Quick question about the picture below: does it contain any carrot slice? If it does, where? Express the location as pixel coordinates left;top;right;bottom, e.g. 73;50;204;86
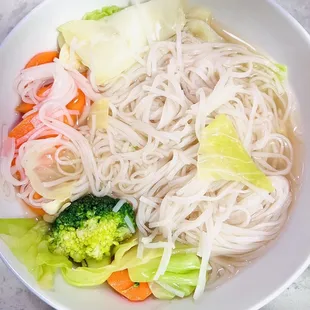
67;89;86;114
25;51;59;69
66;89;86;124
28;193;45;216
107;270;152;302
28;205;46;216
15;103;35;114
16;86;86;125
37;84;52;97
33;192;42;200
16;85;53;114
8;113;37;141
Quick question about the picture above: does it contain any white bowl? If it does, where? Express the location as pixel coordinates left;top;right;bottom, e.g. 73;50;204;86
0;0;310;309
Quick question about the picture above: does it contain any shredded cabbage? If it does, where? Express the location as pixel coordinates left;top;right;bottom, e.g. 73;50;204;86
198;115;274;192
83;6;122;21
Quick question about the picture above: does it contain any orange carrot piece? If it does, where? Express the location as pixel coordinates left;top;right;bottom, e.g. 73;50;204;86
27;205;46;216
8;113;37;141
33;192;42;200
37;84;52;97
28;192;45;216
16;85;52;114
15;103;35;114
67;89;86;113
107;270;152;302
25;51;59;69
66;89;86;124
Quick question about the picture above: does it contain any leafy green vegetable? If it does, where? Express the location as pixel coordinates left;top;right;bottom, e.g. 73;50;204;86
187;20;223;42
83;6;122;21
87;99;109;130
21;142;74;201
48;195;136;262
198;115;274;192
61;239;198;288
149;281;195;300
128;253;200;282
0;218;37;236
149;282;175;300
0;219;72;289
58;0;185;84
61;238;138;287
274;63;288;82
1;217;204;299
160;271;199;286
86;256;111;268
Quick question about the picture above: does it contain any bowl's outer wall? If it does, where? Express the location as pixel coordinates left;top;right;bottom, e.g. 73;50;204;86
0;0;310;309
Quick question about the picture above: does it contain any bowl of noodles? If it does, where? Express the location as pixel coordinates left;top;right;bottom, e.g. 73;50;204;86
0;0;309;309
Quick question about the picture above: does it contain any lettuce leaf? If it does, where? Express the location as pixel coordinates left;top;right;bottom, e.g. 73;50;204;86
83;6;122;21
198;115;274;192
0;219;72;289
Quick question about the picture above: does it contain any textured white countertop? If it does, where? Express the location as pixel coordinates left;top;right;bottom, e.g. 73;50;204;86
1;0;310;309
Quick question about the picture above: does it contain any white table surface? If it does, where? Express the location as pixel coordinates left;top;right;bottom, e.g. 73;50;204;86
0;0;310;309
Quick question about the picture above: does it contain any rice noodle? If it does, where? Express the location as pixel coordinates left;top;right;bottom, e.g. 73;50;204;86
4;28;296;298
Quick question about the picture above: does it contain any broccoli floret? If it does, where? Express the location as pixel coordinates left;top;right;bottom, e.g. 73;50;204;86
48;195;136;263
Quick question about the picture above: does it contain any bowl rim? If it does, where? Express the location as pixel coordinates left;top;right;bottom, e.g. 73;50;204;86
252;0;310;307
0;1;72;307
1;0;310;309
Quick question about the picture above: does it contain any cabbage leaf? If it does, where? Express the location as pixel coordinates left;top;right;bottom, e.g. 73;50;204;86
198;115;274;192
61;239;199;288
58;0;185;84
83;6;122;21
0;218;72;289
149;282;176;299
87;99;109;130
21;139;74;201
128;253;200;282
274;63;288;82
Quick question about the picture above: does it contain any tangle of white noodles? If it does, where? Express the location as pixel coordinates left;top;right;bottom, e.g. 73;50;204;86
3;31;296;298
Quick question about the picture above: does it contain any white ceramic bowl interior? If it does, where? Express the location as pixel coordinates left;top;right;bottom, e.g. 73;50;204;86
0;0;310;309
